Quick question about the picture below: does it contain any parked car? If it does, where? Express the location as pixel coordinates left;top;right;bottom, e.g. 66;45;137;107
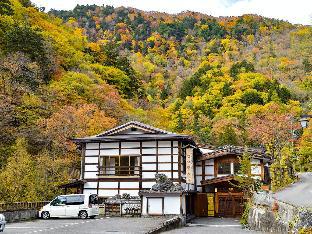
0;214;6;232
39;194;99;219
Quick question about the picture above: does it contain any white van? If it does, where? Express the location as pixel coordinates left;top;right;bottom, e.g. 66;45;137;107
39;194;99;219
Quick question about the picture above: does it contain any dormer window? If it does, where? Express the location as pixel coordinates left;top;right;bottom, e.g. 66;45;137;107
131;127;137;132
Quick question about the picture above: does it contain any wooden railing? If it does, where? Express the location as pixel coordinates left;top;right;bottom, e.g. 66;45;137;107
0;201;50;212
98;165;141;176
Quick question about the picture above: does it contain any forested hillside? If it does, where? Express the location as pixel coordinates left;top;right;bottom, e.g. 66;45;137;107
0;1;311;201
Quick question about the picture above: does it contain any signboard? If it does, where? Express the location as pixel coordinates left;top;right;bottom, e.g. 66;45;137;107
207;193;215;217
186;148;194;184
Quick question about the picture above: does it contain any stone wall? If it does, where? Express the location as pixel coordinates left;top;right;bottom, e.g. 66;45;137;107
3;209;38;223
248;192;312;233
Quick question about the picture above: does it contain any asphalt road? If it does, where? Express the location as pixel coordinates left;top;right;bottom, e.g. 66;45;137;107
164;217;262;234
4;216;167;234
273;172;312;207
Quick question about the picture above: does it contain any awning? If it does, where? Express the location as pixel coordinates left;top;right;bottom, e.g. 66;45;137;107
201;175;235;186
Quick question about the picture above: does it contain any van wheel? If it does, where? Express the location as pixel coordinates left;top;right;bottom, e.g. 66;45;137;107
42;211;50;219
79;211;88;219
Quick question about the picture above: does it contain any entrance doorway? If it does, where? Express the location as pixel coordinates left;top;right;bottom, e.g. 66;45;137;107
194;193;214;217
216;192;244;217
195;192;244;217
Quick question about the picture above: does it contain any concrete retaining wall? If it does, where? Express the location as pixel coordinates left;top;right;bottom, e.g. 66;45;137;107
3;209;38;223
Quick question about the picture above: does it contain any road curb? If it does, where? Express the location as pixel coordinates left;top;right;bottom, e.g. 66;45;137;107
145;216;183;234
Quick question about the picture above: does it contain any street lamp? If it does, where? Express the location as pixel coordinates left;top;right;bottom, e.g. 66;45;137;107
299;115;311;129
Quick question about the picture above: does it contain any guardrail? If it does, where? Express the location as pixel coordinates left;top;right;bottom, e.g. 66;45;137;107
0;201;50;212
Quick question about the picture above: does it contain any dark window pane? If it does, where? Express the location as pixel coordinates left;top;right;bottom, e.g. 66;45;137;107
218;162;231;174
119;156;129;175
65;195;84;205
234;163;240;174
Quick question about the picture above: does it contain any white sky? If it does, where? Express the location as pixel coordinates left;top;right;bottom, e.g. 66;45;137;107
31;0;312;25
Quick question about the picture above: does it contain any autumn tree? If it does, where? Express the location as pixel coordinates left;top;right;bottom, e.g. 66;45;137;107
247;103;300;190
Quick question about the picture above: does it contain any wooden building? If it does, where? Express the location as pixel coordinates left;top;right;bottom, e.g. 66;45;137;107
194;145;271;217
73;121;198;199
72;122;271;217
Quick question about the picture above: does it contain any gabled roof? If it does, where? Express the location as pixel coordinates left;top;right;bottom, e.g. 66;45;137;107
73;121;194;143
198;145;271;161
96;121;172;136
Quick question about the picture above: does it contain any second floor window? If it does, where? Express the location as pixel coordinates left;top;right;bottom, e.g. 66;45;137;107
100;155;140;176
217;161;241;175
218;162;231;174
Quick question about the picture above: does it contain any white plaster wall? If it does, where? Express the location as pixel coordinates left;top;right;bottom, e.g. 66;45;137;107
142;148;156;154
158;163;172;171
85;164;97;172
142;172;156;178
142;196;182;215
172;148;178;154
100;142;119;148
100;149;119;156
119;182;139;188
98;190;117;197
86;143;99;149
164;196;180;214
148;198;163;215
158;148;171;154
142;197;148;215
85;157;98;164
142;164;156;170
84;182;97;189
83;188;97;194
84;172;97;179
99;182;118;188
121;148;140;155
142;156;156;162
142;182;155;189
121;142;140;148
172;155;178;163
158;155;171;162
85;150;99;156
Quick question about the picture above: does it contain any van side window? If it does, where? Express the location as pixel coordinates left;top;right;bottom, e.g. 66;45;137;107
65;195;85;205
